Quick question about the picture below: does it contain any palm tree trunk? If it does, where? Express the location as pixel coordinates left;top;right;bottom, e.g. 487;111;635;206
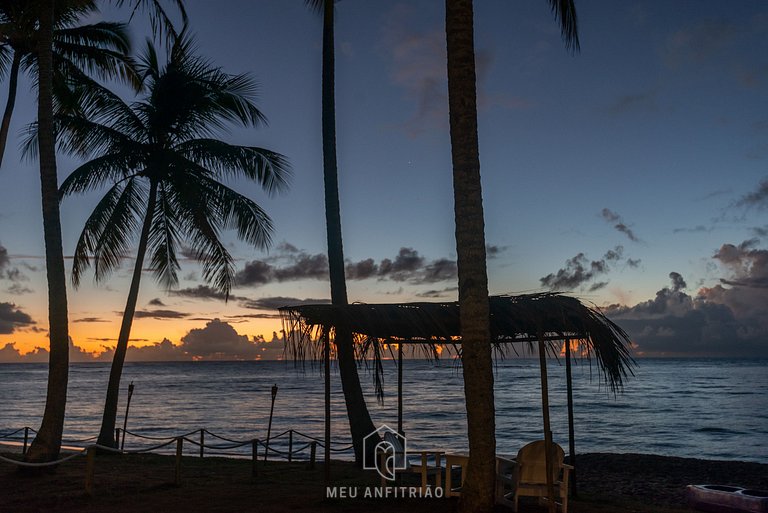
26;0;70;463
96;182;158;448
320;0;376;466
0;51;21;169
445;1;496;511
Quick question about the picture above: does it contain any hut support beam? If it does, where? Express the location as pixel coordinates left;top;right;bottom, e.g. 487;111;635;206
538;337;556;513
398;344;403;435
565;338;577;497
324;330;331;485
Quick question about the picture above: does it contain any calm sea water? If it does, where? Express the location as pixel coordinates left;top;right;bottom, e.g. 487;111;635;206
1;359;766;463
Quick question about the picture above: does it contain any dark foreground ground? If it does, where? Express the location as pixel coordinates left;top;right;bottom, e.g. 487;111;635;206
1;451;766;513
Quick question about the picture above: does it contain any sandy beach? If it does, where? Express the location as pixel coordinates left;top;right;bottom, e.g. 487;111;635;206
2;450;766;513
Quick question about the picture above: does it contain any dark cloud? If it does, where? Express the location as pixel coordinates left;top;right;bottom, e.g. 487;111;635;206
673;225;714;234
663;20;739;69
170;285;247;302
74;317;110;323
179;319;260;360
0;303;35;334
753;226;768;238
225;313;283;320
486;244;507;259
236;245;457;288
601;208;641;242
132;309;189;319
540;246;626;291
241;297;330;311
273;253;329;282
608;91;658;115
346;258;378;280
0;242;32;293
148;298;166;306
736;179;768;209
418;258;458;284
235;260;273;286
607;241;768;356
669;271;687;292
416;287;458;299
626;258;642;269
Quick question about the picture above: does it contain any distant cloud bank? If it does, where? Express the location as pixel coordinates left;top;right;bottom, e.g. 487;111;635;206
0;320;286;363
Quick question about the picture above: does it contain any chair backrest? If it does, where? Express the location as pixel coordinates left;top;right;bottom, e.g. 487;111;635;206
383;431;406;468
516;440;565;484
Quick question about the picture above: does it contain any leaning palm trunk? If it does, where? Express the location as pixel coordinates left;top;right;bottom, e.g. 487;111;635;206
319;0;376;465
445;1;496;512
26;0;70;463
0;52;21;169
96;182;158;448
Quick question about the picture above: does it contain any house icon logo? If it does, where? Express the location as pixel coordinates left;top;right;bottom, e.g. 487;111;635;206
363;424;407;481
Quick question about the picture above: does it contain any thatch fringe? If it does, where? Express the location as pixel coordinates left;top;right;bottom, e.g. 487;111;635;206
279;292;634;398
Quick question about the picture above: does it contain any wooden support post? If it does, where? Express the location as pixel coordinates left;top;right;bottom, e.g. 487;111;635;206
115;428;120;449
324;331;331;485
22;427;29;455
288;430;293;462
309;441;317;470
200;430;205;458
251;439;259;477
398;344;403;435
174;437;183;486
85;447;96;496
565;339;578;497
538;337;556;513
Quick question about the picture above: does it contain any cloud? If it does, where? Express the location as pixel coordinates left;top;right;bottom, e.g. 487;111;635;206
540;246;628;291
179;319;262;360
735;179;768;209
74;317;110;323
673;225;714;234
0;242;33;293
416;287;459;299
148;298;166;306
0;303;35;334
601;209;641;242
170;285;247;302
241;297;330;311
0;342;49;363
236;244;457;288
607;242;768;357
132;309;189;319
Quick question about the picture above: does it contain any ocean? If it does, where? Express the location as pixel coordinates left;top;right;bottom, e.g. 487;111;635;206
1;358;766;463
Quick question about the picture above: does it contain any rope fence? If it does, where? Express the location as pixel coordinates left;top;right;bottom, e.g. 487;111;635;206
0;425;357;495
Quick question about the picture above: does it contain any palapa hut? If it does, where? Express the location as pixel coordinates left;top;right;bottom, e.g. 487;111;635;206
279;292;635;496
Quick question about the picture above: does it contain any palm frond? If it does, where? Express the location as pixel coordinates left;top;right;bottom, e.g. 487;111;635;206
146;181;181;290
548;0;580;53
71;177;145;286
175;138;290;195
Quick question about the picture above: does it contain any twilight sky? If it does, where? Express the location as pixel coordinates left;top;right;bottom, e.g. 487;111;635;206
1;1;767;361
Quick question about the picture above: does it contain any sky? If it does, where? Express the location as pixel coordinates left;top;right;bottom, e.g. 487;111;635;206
1;1;767;361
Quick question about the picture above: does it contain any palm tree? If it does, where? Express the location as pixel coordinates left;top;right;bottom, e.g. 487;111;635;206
0;0;136;168
23;0;70;465
24;0;186;464
444;1;578;512
56;33;290;448
306;0;377;466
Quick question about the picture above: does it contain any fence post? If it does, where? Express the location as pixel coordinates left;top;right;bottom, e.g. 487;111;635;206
174;437;183;486
308;441;316;470
22;427;29;455
200;430;205;458
85;447;96;496
251;439;259;477
288;430;293;462
115;428;121;450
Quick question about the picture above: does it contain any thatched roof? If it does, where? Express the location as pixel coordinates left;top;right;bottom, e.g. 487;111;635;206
279;293;634;392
